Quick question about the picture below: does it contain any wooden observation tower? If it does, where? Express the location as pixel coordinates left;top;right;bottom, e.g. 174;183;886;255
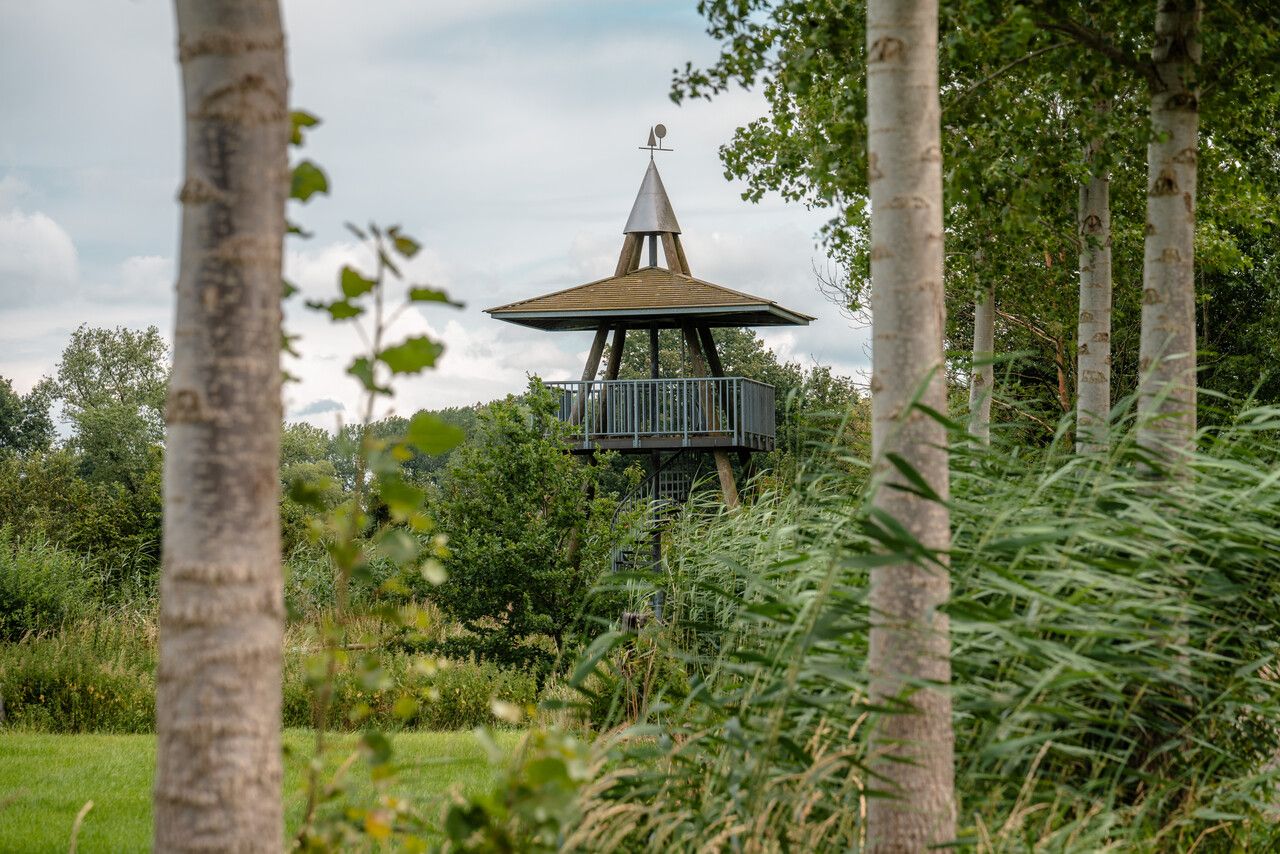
487;127;812;594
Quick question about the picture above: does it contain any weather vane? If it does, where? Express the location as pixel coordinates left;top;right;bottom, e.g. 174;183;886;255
639;124;672;158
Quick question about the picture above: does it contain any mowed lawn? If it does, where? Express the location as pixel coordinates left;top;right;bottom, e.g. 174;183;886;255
0;728;521;853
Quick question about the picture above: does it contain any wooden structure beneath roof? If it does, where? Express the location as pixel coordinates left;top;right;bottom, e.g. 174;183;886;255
487;132;812;515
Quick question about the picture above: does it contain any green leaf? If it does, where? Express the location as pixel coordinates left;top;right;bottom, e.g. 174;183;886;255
408;286;463;307
375;528;420;564
282;279;298;298
348;357;391;395
285;219;313;238
405;411;466;455
361;730;393;765
306;299;363;320
379;336;443;375
387;227;421;259
420;559;447;585
290;160;329;202
340;265;376;299
287;474;336;510
289;110;320;145
379;477;426;518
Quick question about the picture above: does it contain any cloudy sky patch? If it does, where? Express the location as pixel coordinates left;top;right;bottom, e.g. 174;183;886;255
0;0;870;423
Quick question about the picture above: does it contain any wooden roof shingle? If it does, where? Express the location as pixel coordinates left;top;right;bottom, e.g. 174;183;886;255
485;266;814;331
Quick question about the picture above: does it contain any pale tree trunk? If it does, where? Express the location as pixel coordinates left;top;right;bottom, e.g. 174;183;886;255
1076;168;1112;453
865;0;955;848
1137;0;1201;465
968;284;994;444
156;2;289;850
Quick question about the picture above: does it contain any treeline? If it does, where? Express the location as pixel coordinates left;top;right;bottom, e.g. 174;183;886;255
0;323;863;653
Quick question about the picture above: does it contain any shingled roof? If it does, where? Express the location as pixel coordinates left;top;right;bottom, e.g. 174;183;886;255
486;266;814;331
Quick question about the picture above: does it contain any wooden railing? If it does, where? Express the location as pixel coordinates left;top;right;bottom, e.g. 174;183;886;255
545;377;775;451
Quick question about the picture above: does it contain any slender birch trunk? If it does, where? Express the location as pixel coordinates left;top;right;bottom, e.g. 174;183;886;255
865;0;955;848
968;284;994;444
1137;0;1201;465
1076;168;1112;453
156;2;289;849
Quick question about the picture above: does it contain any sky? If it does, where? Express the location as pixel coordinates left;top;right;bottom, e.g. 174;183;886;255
0;0;870;429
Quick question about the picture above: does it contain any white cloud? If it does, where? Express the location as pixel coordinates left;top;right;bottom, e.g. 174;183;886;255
0;209;78;307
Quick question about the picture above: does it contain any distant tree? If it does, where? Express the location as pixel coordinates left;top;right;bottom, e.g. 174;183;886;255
0;376;55;455
53;324;168;486
155;0;290;849
611;326;865;457
427;384;622;671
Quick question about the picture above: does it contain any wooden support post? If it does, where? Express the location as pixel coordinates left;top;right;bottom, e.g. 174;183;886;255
697;326;725;377
660;233;681;274
600;326;626;430
571;326;609;426
683;325;739;508
649;326;660;379
672;234;691;276
615;234;641;277
605;327;627;380
698;325;732;425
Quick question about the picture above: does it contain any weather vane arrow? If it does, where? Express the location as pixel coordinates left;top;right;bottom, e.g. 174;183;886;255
639;124;672;158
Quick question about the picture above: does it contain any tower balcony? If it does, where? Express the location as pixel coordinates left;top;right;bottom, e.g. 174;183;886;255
546;377;775;453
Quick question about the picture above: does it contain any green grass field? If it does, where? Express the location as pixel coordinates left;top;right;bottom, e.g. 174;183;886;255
0;729;520;852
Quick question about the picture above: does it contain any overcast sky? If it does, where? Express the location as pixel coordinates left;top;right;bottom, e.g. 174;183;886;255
0;0;870;428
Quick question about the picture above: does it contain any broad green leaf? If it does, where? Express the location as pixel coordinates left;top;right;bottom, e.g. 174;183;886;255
348;357;390;395
380;477;426;517
408;286;463;307
305;298;362;320
379;336;443;374
375;528;419;564
290;160;328;202
289;110;320;145
405;411;466;455
391;233;421;258
340;265;376;299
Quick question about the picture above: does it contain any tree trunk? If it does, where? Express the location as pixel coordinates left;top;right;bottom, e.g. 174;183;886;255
968;284;994;444
1137;0;1201;465
156;2;289;850
865;0;955;849
1076;169;1112;453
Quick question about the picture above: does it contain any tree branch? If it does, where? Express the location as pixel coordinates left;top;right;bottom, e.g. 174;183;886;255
946;43;1068;113
1031;12;1161;90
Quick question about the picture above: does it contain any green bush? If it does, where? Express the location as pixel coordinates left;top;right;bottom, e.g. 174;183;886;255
0;527;100;641
282;649;536;732
0;620;155;732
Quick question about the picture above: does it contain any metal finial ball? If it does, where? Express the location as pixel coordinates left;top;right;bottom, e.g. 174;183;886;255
654;124;667;139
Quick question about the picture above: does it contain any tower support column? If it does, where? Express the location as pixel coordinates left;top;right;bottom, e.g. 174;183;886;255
683;324;740;508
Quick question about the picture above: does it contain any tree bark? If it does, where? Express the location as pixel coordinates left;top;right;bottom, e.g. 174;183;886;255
968;284;994;444
865;0;955;849
1076;168;1112;453
1137;0;1201;465
156;1;289;850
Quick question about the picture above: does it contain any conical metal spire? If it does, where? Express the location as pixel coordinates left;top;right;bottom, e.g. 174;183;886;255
623;159;681;235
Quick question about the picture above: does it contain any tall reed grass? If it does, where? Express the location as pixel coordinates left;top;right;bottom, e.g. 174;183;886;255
571;403;1280;851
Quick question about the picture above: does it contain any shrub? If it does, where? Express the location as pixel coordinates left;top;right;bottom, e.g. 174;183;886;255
0;527;100;641
0;619;155;732
283;649;537;732
424;384;625;669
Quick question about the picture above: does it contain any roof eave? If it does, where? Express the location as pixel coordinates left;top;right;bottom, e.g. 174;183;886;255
486;303;813;329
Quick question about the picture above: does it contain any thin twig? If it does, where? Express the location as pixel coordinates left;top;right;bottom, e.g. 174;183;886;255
947;43;1068;113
